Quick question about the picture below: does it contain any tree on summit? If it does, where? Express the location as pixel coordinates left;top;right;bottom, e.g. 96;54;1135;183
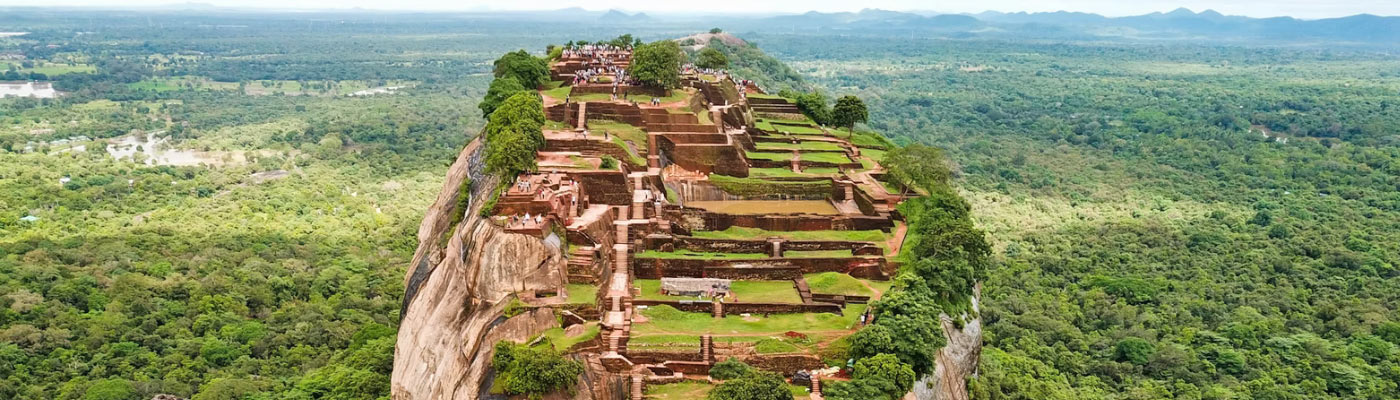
630;40;683;89
483;92;546;176
832;95;869;135
492;50;549;87
696;47;729;70
479;77;528;118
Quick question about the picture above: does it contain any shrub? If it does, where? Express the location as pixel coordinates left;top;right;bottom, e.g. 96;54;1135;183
707;371;791;400
492;342;585;399
599;155;618;170
709;358;756;380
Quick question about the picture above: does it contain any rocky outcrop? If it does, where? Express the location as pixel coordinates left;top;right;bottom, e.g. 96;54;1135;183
392;138;570;400
909;285;982;400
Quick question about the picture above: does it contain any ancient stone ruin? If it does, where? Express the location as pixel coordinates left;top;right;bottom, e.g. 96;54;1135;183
392;40;963;400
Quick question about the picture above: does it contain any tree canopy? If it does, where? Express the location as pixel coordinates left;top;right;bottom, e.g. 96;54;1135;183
630;40;683;89
492;50;549;88
483;92;546;176
831;95;869;132
479;76;529;118
696;47;730;70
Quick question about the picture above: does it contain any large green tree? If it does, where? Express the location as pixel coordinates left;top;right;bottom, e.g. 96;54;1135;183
483;92;546;176
630;40;683;89
479;77;528;118
493;50;549;87
696;47;729;70
831;95;869;134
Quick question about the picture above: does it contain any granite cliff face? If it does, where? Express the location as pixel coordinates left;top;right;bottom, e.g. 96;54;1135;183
911;286;983;400
391;138;570;399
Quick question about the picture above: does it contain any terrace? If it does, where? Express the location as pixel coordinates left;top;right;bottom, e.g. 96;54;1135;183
484;48;911;399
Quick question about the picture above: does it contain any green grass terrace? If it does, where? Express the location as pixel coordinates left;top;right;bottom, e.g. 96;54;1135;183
633;304;868;336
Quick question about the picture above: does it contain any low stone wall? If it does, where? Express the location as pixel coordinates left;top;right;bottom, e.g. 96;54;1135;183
810;293;872;305
634;299;841;315
658;136;749;177
662;361;712;376
661;132;729;145
567;206;617;248
569;170;632;206
643;235;880;256
634;299;713;313
582;102;646;127
742;353;826;377
665;206;895;232
632;257;890;280
725;302;843;315
626;350;705;364
853;184;881;216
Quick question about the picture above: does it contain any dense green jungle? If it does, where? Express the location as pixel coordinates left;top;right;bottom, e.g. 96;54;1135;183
1;9;1398;400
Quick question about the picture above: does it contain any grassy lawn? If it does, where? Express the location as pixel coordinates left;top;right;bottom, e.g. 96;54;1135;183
755;338;800;354
27;63;96;75
756;141;845;152
746;167;817;178
784;249;854;258
634;304;868;336
588;119;647;144
745;167;842;178
747;151;794;162
771;123;826;135
804;272;875;296
850;131;894;149
536;323;600;351
690;227;890;244
635;250;768;260
588;119;648;166
628;334;702;346
565;283;598;304
802;167;842;175
635;279;715;301
645;381;713;399
861;148;887;162
800;152;851;164
730;281;802;304
788;384;812;399
565;89;692;104
541;83;572;100
746;92;789;100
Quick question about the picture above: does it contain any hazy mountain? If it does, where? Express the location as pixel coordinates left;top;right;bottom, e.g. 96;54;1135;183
744;7;1400;45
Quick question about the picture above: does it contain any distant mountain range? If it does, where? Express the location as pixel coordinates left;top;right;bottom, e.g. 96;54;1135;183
740;8;1400;45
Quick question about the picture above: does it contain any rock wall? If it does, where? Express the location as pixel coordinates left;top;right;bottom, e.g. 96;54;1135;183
392;139;572;400
908;287;983;400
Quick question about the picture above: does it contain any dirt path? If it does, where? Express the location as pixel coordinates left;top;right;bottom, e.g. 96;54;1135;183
885;222;907;257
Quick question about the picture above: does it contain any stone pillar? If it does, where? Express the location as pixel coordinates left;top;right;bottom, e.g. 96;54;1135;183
768;237;785;258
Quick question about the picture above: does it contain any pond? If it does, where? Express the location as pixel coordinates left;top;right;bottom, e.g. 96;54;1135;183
107;132;247;166
686;200;840;215
0;81;60;98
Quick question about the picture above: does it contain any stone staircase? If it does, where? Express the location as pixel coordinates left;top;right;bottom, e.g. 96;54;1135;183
566;245;599;283
576;102;588;130
630;375;645;400
701;334;714;364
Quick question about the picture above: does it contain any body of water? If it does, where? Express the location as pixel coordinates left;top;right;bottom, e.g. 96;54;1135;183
107;132;245;166
0;81;60;98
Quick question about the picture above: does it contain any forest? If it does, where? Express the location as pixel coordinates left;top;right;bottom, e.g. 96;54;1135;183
757;34;1400;399
2;8;1399;400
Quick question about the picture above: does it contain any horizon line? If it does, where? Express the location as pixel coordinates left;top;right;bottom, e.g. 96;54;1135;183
0;4;1394;21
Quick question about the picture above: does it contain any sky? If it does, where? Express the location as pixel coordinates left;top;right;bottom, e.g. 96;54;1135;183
8;0;1400;19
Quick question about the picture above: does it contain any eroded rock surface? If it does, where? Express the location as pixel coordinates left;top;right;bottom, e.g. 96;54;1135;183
910;287;983;400
391;139;568;400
